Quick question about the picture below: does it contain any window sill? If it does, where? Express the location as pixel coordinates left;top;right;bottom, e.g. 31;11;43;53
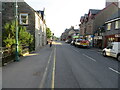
20;24;29;26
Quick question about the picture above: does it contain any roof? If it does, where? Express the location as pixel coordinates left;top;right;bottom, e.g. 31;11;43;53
37;10;44;20
80;16;84;20
84;14;88;17
95;2;118;17
74;29;79;31
105;8;120;23
89;9;101;15
107;8;120;21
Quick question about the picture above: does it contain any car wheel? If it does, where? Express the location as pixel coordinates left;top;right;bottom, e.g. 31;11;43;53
103;51;106;57
117;55;120;61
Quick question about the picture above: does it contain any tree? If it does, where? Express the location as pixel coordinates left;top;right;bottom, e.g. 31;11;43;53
46;27;52;39
3;20;33;54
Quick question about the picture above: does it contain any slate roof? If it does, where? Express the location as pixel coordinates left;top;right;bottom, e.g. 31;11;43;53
106;8;120;21
37;10;44;20
74;29;79;31
80;16;84;19
89;9;101;15
84;14;88;17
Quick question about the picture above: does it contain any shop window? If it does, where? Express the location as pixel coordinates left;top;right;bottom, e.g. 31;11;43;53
107;23;111;30
19;13;28;25
115;20;120;29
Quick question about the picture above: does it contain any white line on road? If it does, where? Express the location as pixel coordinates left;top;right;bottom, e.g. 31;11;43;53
39;48;53;88
51;45;56;89
83;54;96;62
71;48;79;53
109;67;120;75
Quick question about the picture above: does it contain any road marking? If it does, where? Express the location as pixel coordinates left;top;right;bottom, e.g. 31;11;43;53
83;54;96;62
39;49;53;88
51;45;56;89
71;48;79;53
109;67;120;75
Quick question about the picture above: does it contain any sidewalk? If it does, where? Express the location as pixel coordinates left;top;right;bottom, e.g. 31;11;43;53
89;47;103;52
3;44;54;88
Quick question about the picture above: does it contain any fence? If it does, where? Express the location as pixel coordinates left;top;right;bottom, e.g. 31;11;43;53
1;47;29;66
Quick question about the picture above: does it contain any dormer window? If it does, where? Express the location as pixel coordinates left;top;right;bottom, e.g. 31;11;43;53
115;20;120;29
19;13;28;25
107;23;111;30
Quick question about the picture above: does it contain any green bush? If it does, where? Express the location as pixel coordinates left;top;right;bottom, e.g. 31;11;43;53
3;20;33;55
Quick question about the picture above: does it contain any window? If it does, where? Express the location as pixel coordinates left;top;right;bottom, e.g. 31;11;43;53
107;45;113;49
19;13;28;25
107;23;111;30
115;20;120;29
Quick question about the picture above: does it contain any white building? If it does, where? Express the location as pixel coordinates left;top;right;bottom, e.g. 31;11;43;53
35;10;47;50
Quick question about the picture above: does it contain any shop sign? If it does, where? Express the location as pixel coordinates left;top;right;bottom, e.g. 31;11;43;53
73;36;79;38
94;36;102;39
91;35;94;38
80;36;83;38
115;34;120;37
98;36;102;39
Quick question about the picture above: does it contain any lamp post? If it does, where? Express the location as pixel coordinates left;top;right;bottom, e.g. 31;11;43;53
15;0;19;61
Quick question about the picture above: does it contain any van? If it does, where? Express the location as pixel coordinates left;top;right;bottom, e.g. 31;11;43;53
102;42;120;61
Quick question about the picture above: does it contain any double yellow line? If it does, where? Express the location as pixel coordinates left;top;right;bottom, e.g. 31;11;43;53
51;45;56;89
39;45;56;89
39;47;53;88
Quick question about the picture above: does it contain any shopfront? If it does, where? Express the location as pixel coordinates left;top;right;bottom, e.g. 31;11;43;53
94;36;103;48
104;34;120;47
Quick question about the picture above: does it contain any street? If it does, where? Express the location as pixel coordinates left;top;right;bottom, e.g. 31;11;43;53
2;41;120;88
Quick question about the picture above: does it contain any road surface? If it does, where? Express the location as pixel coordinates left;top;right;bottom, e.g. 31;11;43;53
2;41;120;88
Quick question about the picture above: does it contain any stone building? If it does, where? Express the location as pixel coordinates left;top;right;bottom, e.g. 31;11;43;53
37;10;47;46
80;9;101;46
0;1;2;48
61;26;80;41
103;9;120;47
79;0;119;47
2;1;46;51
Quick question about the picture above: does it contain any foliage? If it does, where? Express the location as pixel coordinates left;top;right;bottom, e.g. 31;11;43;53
3;20;33;55
46;27;52;39
19;26;33;46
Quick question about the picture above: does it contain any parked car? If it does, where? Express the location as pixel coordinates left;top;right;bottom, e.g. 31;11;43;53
65;39;72;43
75;39;90;48
65;40;69;43
102;42;120;61
71;40;75;45
75;39;82;47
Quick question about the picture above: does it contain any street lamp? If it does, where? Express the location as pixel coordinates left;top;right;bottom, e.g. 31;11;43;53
15;0;19;61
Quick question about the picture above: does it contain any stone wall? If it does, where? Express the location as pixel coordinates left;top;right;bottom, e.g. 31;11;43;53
2;2;36;49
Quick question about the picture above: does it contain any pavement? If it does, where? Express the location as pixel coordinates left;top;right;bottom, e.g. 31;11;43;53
3;44;54;88
0;67;2;90
90;47;103;52
2;41;120;88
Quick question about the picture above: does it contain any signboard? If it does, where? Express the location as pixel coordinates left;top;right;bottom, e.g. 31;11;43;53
73;36;79;38
91;35;94;38
115;34;120;37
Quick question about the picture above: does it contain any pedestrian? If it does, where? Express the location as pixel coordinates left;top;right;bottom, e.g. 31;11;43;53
50;40;52;47
46;41;48;45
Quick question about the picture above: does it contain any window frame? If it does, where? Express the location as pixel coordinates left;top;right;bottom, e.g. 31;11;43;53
115;20;120;29
107;23;111;30
19;13;28;25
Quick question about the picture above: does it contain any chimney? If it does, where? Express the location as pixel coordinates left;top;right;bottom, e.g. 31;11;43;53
106;0;119;7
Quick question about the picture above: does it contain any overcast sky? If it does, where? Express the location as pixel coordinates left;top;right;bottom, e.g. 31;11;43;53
24;0;106;37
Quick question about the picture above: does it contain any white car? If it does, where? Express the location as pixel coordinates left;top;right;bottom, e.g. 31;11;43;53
102;42;120;61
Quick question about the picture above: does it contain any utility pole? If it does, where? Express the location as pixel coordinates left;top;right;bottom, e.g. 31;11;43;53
15;0;19;61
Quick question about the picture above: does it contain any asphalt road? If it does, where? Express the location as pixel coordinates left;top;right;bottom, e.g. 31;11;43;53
2;41;120;88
